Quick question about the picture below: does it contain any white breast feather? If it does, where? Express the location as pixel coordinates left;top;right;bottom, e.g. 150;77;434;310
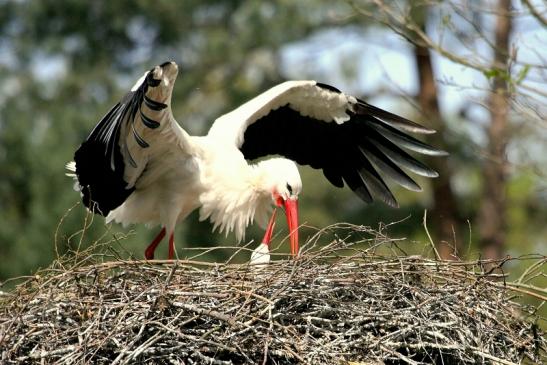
196;148;272;242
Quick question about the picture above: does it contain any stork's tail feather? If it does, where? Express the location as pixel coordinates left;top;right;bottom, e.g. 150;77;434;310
73;138;134;216
65;161;76;177
65;161;84;193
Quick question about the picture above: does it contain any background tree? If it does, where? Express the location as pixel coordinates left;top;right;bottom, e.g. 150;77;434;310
412;5;462;259
478;0;512;264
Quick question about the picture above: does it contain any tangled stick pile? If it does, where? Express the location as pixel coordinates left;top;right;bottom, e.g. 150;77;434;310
1;224;545;364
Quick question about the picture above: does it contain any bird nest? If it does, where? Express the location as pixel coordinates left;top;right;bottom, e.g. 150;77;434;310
1;224;545;364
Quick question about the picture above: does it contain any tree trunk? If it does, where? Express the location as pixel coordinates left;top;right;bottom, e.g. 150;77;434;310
414;23;461;260
478;0;512;263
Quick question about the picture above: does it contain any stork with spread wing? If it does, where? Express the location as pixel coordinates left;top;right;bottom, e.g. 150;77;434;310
67;61;446;263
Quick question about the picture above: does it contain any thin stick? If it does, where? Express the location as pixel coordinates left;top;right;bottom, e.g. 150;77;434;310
423;209;441;260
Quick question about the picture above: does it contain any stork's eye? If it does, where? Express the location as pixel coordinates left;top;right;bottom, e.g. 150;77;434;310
286;183;293;194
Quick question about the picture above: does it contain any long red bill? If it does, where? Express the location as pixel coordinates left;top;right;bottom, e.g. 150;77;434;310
261;208;277;246
283;198;299;256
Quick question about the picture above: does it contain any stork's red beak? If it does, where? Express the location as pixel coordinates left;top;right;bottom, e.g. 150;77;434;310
261;209;277;245
283;198;299;256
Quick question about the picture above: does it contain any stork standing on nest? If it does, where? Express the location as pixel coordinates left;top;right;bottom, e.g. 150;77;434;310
67;61;446;263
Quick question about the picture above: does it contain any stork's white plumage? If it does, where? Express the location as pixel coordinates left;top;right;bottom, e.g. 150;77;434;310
68;61;446;262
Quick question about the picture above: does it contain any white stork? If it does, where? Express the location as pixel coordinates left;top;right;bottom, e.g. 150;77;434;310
67;61;446;262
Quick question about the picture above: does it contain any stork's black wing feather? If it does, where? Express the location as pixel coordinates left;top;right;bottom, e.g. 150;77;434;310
74;70;165;216
240;87;446;207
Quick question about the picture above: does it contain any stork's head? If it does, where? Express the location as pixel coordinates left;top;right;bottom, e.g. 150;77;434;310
256;158;301;256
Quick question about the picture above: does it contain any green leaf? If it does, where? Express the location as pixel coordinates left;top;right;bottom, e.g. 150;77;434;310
515;65;530;85
483;68;500;80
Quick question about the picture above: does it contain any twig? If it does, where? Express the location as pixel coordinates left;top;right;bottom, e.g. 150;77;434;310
423;210;441;260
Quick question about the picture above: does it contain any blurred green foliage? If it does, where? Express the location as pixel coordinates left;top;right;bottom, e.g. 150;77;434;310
0;0;545;293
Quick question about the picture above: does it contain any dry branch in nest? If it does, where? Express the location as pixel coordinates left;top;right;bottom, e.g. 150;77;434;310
1;224;545;364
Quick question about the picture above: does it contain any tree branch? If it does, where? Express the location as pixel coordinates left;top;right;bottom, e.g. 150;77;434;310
521;0;547;26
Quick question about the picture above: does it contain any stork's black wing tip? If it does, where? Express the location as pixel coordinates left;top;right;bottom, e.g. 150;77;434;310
315;82;341;94
356;100;438;135
433;149;449;157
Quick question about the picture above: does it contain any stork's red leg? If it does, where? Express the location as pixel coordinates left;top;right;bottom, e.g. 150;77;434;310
168;232;175;260
145;228;166;260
